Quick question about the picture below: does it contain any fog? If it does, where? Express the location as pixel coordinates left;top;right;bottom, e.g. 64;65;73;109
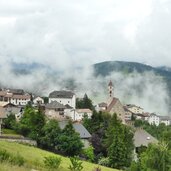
0;60;169;115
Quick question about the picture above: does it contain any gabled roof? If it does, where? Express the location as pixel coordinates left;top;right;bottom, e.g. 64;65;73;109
0;91;7;96
49;91;75;98
45;101;66;109
12;94;31;100
8;89;24;95
108;80;113;87
0;102;10;107
149;113;159;117
58;121;91;139
98;102;107;107
160;116;171;121
126;104;143;109
106;97;119;112
65;104;73;109
134;129;158;147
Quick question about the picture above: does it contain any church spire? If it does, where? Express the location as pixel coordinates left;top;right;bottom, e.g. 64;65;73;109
108;80;113;98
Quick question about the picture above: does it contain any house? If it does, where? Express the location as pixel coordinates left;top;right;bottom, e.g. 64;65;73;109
160;116;171;126
33;96;44;105
74;109;92;121
148;113;160;126
0;102;21;117
96;102;107;112
49;90;76;109
59;121;91;148
125;104;144;114
134;128;158;148
45;101;66;120
133;128;158;161
10;94;31;106
64;106;92;121
0;89;31;106
124;106;133;121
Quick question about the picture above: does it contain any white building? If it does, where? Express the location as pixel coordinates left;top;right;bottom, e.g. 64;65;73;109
160;116;171;126
0;90;31;106
33;96;44;105
96;102;107;112
125;104;144;114
148;113;160;126
49;91;76;109
75;109;92;121
64;107;92;121
10;94;31;106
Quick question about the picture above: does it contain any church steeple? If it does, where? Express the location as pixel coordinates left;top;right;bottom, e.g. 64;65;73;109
108;80;113;98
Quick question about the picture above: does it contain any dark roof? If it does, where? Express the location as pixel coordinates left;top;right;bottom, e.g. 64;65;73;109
65;104;73;109
59;121;91;139
150;113;159;117
8;89;24;95
98;102;107;107
134;129;158;147
160;116;171;121
49;91;74;98
126;104;143;109
45;101;66;109
108;80;113;86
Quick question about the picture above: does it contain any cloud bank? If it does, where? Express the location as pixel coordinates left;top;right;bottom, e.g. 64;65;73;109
0;0;171;68
0;0;170;115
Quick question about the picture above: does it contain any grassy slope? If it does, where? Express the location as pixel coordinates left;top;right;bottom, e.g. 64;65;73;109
0;141;118;171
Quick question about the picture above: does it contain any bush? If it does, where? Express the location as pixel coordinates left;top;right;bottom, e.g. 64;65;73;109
44;156;61;170
82;146;95;162
98;157;110;167
69;156;83;171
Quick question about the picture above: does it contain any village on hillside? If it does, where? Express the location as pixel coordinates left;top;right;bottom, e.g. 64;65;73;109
0;80;170;170
0;81;170;129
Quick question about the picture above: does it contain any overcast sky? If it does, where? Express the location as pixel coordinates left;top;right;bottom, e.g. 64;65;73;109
0;0;171;70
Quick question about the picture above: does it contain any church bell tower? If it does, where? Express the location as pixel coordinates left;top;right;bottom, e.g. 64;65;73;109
108;80;113;98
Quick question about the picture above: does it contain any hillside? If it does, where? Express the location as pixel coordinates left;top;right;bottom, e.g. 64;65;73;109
93;61;171;77
0;141;118;171
93;61;171;110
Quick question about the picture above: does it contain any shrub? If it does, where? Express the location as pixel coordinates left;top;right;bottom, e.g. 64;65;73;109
44;156;61;170
98;157;110;167
82;146;95;162
93;166;102;171
69;156;83;171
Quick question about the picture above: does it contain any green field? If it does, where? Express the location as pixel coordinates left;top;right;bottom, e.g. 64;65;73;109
0;141;118;171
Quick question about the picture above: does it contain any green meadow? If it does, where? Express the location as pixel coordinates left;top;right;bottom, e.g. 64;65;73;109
0;141;118;171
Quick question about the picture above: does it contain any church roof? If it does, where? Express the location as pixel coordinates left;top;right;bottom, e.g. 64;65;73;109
108;80;113;87
106;97;119;112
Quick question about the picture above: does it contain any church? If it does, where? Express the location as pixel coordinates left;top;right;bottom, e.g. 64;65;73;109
97;80;125;123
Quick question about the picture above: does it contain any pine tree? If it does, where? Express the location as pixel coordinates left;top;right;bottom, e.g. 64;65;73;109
104;113;134;169
57;121;83;156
